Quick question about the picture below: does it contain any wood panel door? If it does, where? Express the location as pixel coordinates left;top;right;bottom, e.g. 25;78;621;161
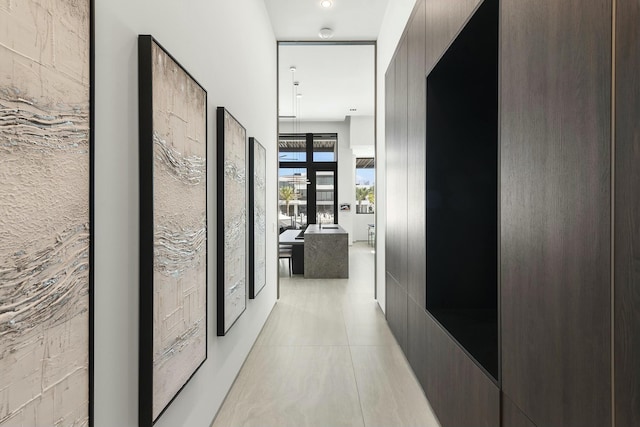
387;273;408;351
614;0;640;424
385;58;397;285
408;299;501;426
500;0;612;425
407;0;427;310
502;395;537;427
395;36;409;291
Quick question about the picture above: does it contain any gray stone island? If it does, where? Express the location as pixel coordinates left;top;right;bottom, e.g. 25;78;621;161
304;224;349;278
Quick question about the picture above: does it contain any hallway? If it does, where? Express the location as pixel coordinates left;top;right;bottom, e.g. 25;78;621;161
212;243;439;427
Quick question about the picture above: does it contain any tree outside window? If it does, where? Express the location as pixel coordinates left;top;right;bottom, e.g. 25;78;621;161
355;157;375;214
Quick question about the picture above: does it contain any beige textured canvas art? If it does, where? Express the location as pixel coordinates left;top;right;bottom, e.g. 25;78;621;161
251;139;266;297
0;0;91;426
150;41;207;421
218;108;246;334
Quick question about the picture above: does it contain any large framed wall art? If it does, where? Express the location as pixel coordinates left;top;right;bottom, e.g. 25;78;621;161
0;1;94;426
217;107;247;335
249;137;267;298
138;35;207;427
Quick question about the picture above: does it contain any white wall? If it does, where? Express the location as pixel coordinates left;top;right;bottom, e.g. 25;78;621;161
350;115;376;149
353;212;375;241
376;0;419;312
95;1;277;426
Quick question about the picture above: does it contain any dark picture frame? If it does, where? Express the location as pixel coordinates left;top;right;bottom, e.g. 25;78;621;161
249;137;267;298
138;35;208;427
0;1;94;425
217;107;247;335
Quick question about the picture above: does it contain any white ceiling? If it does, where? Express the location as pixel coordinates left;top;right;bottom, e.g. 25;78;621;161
278;44;375;122
267;0;385;122
264;0;389;41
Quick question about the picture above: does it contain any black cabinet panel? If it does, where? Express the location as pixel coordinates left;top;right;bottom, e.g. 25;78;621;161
385;63;398;284
425;0;499;380
500;0;612;425
502;394;537;427
407;296;429;389
422;307;500;427
385;40;407;289
395;37;409;291
615;0;640;424
386;273;407;351
407;0;427;309
425;0;482;73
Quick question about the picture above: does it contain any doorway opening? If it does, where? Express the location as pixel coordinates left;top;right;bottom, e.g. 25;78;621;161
276;42;377;299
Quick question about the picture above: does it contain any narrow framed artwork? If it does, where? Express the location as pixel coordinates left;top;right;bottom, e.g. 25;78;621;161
249;137;267;298
0;0;94;425
138;35;208;427
217;107;247;335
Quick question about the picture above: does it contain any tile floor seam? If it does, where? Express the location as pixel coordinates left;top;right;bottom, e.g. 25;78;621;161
258;344;352;347
213;243;438;427
343;301;368;427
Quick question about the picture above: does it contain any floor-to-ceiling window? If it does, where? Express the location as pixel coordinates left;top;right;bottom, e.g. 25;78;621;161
278;133;338;229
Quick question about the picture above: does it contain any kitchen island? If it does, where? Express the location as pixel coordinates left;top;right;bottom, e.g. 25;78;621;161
304;224;349;278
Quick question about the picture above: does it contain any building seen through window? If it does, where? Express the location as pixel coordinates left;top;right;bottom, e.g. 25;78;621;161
355;157;375;214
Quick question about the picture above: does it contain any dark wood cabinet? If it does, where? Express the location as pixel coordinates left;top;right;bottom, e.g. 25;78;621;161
387;0;500;424
395;37;409;291
385;0;638;425
406;0;427;310
500;0;612;425
408;299;501;427
502;395;536;427
422;300;500;427
407;297;429;388
384;57;398;285
425;0;499;380
386;273;407;351
614;0;640;424
385;37;408;290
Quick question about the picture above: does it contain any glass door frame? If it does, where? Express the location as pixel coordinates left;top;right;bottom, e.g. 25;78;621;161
276;41;377;300
278;132;338;227
308;164;338;225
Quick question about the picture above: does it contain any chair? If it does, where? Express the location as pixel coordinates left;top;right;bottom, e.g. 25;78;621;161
279;245;293;276
367;224;375;246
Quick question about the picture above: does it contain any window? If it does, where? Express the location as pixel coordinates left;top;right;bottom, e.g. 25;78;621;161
278;168;308;229
278;133;338;228
313;134;336;162
355;157;375;214
278;137;307;162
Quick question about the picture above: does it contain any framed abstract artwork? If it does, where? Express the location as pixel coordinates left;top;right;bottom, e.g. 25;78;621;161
138;35;208;426
249;137;267;298
0;1;94;426
216;107;247;335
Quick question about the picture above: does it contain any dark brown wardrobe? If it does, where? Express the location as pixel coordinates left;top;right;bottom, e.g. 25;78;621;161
384;0;640;425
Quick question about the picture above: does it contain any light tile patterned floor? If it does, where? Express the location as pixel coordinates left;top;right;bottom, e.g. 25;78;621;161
212;243;440;427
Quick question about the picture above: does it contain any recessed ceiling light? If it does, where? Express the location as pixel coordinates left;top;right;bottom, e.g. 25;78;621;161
320;0;332;8
296;94;303;98
318;27;334;39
